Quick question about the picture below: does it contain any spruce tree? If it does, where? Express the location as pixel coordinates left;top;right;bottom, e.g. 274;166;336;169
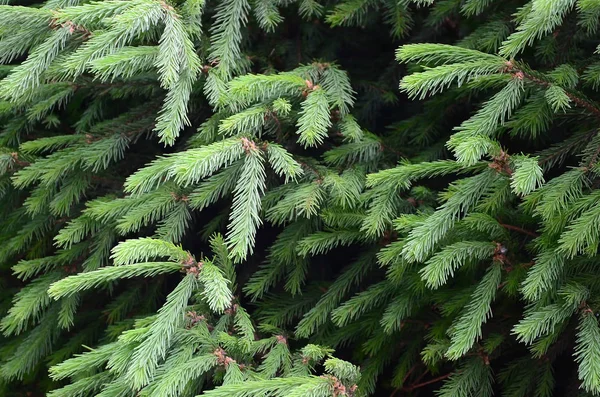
0;0;406;395
3;0;600;396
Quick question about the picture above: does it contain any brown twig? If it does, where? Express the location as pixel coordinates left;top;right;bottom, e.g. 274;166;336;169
520;71;600;118
412;368;429;385
380;142;408;158
402;365;418;384
389;365;420;397
401;373;452;392
499;223;539;238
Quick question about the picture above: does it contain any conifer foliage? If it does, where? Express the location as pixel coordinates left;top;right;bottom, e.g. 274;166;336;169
3;0;600;396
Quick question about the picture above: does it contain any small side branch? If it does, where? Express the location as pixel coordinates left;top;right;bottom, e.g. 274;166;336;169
400;373;452;393
499;223;539;238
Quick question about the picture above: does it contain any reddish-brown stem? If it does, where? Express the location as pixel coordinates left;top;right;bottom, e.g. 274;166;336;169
401;373;451;392
380;143;408;158
10;153;30;168
412;369;429;386
402;365;418;383
389;365;420;397
521;72;600;118
499;223;539;238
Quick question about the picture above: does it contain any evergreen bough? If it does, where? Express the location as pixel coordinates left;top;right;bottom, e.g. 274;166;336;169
2;0;600;396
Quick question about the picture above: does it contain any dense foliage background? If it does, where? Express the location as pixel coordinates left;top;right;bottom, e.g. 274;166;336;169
2;0;600;396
